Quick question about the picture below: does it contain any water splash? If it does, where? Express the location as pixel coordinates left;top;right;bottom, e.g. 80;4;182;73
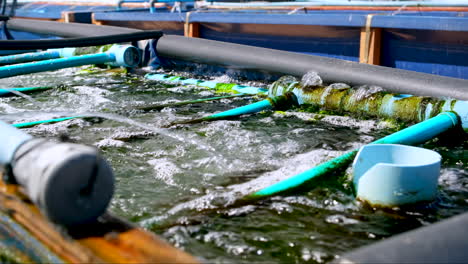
0;88;40;106
301;71;323;88
351;85;384;102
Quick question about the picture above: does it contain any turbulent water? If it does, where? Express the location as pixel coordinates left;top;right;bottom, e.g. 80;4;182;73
1;66;468;263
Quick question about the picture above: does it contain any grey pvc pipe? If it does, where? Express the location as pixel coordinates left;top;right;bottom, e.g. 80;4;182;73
0;121;114;226
156;35;468;100
335;211;468;264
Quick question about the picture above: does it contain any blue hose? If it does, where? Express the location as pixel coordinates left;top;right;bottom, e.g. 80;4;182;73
0;121;32;165
206;99;273;120
0;48;75;66
0;45;140;79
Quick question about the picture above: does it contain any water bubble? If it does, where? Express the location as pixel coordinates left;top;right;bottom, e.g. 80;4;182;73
301;71;323;87
351;85;384;102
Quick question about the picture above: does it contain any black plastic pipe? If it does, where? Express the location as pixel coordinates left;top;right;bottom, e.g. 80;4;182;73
2;19;161;50
8;18;140;38
0;31;163;49
156;35;468;100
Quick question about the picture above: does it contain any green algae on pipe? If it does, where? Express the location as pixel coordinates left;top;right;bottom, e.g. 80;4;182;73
0;86;52;97
12;116;83;128
269;76;468;131
145;73;268;95
248;112;459;198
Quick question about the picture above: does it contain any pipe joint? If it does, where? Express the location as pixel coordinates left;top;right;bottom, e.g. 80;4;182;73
106;45;141;68
268;92;299;111
53;47;76;58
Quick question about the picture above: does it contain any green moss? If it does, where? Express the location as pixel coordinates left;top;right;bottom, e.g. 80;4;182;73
274;111;287;115
213;83;238;94
99;44;114;53
0;248;28;264
379;118;408;132
297;104;320;113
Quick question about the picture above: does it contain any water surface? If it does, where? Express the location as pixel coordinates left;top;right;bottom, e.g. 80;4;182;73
1;67;467;263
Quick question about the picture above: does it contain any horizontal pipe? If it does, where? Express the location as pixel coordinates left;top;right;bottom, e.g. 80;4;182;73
0;86;52;97
206;99;274;120
12;116;82;128
0;48;75;65
248;112;459;198
156;35;468;100
337;211;468;264
0;53;113;79
269;78;468;130
0;50;36;56
0;45;140;79
0;120;114;226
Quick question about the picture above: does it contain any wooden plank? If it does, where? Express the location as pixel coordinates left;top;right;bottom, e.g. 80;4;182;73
0;177;198;263
359;26;382;65
0;180;100;263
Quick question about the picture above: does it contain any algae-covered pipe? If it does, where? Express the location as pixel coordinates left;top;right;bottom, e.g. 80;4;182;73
0;121;114;226
268;76;468;131
248;112;459;198
155;35;468;100
0;45;140;79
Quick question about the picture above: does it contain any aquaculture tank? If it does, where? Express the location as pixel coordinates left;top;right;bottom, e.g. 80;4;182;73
0;10;468;264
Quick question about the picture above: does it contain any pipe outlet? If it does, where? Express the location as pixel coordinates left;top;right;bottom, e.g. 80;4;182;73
107;45;141;68
12;139;115;226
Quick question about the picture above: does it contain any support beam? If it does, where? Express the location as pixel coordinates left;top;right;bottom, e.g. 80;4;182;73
184;22;200;38
359;26;382;65
61;11;75;23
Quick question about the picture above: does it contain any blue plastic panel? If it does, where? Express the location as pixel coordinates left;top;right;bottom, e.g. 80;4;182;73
199;23;360;61
381;29;468;79
93;11;183;22
15;3;120;19
92;10;468;31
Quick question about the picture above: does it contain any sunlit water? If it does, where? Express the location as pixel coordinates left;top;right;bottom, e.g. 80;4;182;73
1;66;468;263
